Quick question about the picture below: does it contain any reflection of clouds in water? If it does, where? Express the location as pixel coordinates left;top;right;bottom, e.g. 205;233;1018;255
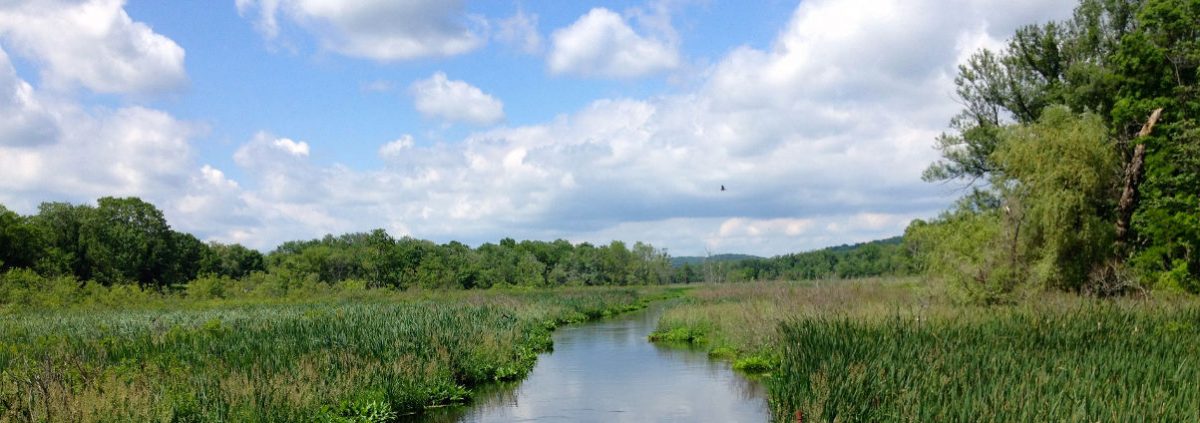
651;342;768;402
429;305;768;422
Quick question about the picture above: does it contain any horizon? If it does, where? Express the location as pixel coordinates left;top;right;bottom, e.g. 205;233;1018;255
0;0;1076;256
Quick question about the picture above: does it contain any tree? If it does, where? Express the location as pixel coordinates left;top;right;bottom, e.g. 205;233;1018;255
993;107;1120;290
922;0;1200;293
79;197;175;288
1113;0;1200;290
201;242;266;279
29;202;92;278
0;205;42;270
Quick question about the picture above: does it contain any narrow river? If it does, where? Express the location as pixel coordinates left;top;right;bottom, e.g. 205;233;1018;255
416;304;769;422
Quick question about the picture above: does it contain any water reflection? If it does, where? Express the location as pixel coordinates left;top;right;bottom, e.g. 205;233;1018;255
411;305;768;422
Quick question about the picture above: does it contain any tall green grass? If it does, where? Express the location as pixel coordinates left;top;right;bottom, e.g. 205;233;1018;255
650;280;1200;421
0;287;674;422
774;304;1200;421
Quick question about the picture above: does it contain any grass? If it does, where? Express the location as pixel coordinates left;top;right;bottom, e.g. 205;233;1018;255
650;279;1200;421
0;286;680;422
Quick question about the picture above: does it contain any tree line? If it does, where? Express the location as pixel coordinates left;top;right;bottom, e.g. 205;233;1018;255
0;197;673;304
672;237;917;283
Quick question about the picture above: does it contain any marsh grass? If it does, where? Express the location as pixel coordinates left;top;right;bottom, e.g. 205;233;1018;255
651;279;1200;421
650;279;929;370
0;286;676;422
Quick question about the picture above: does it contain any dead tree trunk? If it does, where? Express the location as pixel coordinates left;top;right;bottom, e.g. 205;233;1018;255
1114;108;1163;252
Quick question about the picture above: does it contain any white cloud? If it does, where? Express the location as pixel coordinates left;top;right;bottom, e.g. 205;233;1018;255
0;46;58;147
379;135;415;160
236;0;483;61
0;0;186;96
0;105;201;213
271;137;309;156
548;8;679;78
410;72;505;126
495;10;541;54
0;1;207;231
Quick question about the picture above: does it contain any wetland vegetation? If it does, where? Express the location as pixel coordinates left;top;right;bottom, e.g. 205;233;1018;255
651;280;1200;421
0;287;680;421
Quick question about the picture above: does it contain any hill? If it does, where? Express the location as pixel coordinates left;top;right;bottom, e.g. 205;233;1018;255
670;254;761;268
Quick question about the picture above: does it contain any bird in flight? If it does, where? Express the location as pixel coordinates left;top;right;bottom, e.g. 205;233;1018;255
720;185;726;192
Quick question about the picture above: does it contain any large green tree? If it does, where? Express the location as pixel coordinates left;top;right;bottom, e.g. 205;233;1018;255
922;0;1199;292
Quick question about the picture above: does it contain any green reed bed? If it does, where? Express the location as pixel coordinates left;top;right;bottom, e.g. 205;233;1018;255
0;287;674;422
773;303;1200;422
650;281;1200;422
650;280;924;372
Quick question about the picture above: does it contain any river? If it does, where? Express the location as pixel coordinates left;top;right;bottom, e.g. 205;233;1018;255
414;304;770;422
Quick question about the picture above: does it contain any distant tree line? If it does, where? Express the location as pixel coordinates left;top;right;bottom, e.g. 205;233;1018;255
672;237;917;283
0;197;674;305
265;231;673;290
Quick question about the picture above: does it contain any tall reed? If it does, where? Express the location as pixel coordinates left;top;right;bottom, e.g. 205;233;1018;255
0;287;671;422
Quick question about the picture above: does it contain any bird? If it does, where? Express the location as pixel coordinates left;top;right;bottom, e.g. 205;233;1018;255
720;185;726;192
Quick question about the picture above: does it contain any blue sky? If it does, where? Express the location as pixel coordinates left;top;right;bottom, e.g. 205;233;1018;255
0;0;1076;256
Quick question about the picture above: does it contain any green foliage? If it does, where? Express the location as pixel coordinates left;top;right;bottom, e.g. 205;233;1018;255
186;274;231;300
2;198;238;293
264;232;671;291
0;196;676;311
924;0;1200;291
79;197;177;287
907;208;1018;304
1115;0;1200;290
0;205;42;270
912;109;1120;299
200;242;266;279
994;107;1120;290
689;237;918;283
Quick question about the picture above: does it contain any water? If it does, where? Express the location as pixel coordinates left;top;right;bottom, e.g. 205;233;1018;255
416;304;769;422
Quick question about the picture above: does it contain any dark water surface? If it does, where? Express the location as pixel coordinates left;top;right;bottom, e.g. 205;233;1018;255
415;304;769;422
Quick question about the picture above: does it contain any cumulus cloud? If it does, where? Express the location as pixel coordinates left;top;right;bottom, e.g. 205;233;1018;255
0;46;58;147
548;8;679;78
410;72;505;126
0;0;186;96
495;10;542;54
235;0;483;61
0;105;201;212
0;0;218;240
378;135;415;160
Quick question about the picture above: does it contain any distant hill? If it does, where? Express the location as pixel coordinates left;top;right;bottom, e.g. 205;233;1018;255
670;253;761;268
822;236;903;253
722;235;914;281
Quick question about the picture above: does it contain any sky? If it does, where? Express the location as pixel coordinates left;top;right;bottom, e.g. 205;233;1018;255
0;0;1077;257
